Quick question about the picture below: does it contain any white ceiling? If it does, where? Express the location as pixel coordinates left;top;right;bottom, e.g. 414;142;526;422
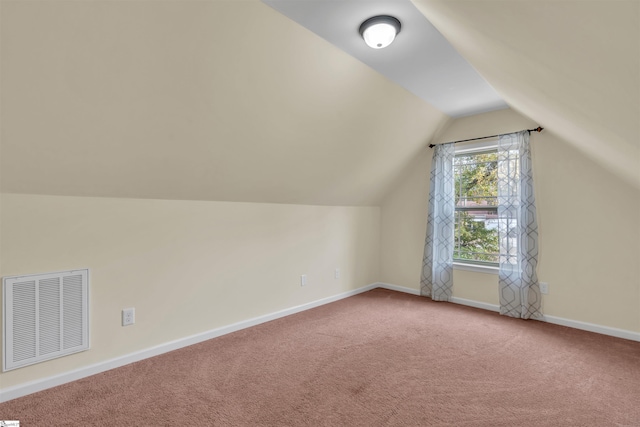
262;0;508;117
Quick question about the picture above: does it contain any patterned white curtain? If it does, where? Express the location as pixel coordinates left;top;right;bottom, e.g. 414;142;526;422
497;131;542;319
421;143;455;301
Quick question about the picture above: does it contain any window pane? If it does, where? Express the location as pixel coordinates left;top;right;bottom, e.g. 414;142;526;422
453;149;499;265
454;152;498;209
454;210;499;263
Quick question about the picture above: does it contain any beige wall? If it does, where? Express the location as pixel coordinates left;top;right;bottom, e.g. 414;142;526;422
0;0;447;206
0;194;380;389
380;108;640;332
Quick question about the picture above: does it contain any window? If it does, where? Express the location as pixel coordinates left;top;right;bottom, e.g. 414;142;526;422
454;147;499;266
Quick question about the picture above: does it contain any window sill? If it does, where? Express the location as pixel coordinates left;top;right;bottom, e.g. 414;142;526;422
453;262;499;275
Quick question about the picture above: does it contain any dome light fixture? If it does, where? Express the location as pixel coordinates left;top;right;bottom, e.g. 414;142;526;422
359;15;401;49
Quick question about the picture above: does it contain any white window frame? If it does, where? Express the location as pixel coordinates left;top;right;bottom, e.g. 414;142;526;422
453;139;499;275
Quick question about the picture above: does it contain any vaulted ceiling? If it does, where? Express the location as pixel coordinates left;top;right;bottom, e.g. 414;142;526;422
262;0;508;117
1;0;638;206
412;0;639;188
0;0;447;205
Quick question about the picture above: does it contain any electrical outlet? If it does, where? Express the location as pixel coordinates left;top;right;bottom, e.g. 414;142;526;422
122;307;135;326
335;268;340;279
540;282;549;295
300;274;307;286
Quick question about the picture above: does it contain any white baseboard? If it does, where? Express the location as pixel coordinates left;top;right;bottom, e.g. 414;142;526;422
0;283;378;403
375;283;640;342
450;296;500;313
540;314;640;342
3;282;639;402
376;282;420;295
376;282;502;313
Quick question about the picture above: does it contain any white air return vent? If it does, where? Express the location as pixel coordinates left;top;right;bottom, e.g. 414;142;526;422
3;269;89;371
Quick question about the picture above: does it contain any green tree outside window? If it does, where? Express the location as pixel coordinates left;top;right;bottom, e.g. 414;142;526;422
454;151;499;264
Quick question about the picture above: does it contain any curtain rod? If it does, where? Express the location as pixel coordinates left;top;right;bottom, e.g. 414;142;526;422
428;126;544;149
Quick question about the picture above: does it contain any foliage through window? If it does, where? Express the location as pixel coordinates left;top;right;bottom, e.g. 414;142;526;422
454;149;499;265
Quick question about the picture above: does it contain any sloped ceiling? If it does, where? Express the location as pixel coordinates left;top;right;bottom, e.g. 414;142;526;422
0;0;447;206
412;0;640;188
262;0;508;117
4;1;637;207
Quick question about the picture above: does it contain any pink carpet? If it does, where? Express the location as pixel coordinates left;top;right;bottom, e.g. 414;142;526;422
1;288;639;426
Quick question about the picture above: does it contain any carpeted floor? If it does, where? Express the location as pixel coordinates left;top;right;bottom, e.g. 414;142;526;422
1;288;639;426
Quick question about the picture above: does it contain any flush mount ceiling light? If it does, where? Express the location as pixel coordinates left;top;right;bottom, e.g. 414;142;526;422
359;15;401;49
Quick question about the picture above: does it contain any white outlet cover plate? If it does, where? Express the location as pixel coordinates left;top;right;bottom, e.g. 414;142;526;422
540;282;549;294
122;308;135;326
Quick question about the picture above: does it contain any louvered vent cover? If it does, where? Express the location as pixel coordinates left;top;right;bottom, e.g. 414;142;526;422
3;269;89;371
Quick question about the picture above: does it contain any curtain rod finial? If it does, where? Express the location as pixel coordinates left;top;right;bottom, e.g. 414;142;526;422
527;126;544;134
